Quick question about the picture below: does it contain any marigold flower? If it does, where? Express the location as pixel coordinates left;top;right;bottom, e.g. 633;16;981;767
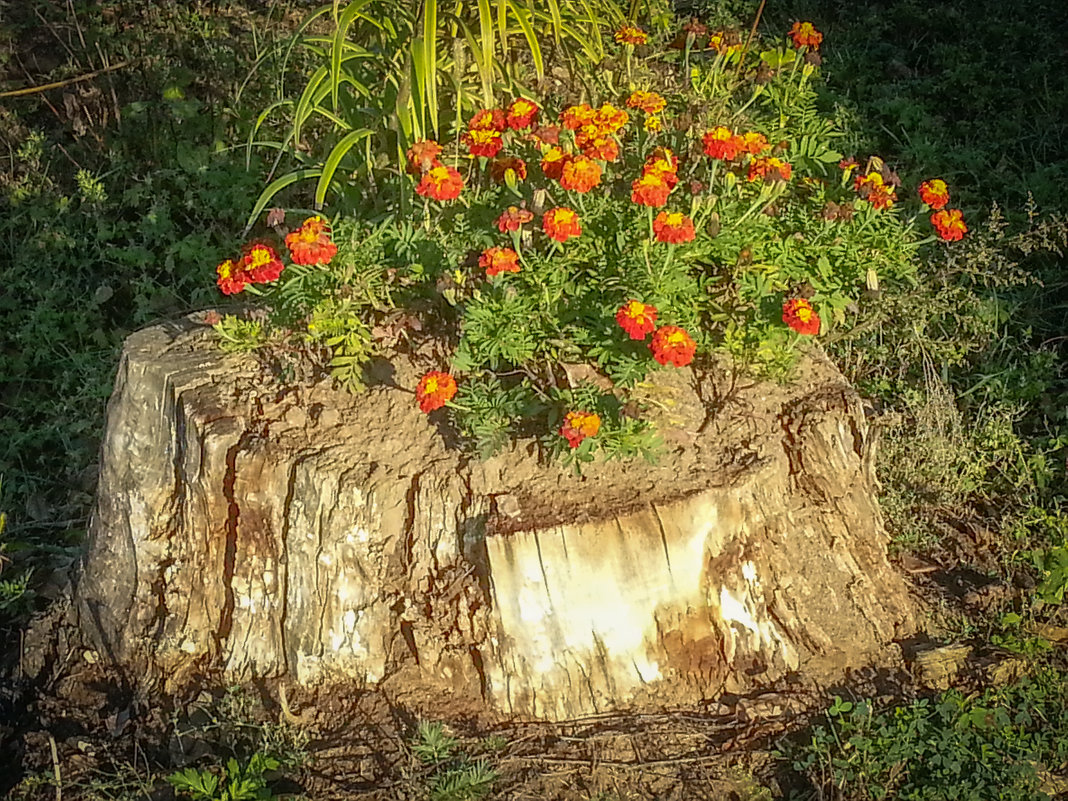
479;246;521;277
931;208;968;241
653;211;696;244
469;108;506;131
506;97;540;130
562;104;597;131
740;131;770;155
918;178;950;210
490;156;527;184
579;135;620;162
216;258;248;295
854;171;896;210
708;30;742;56
650;326;697;367
614;24;648;45
616;300;658;340
542;207;582;243
783;298;820;335
541;146;569;181
284;216;338;266
242;243;285;283
631;173;672;207
416;371;457;413
595;103;630;132
644;115;663;133
560;155;602;193
405;139;442;175
643;156;678;188
788;21;823;50
747;156;793;183
496;206;534;233
463;127;504;158
559;410;601;448
702;126;741;160
416;165;464;201
627;90;667;115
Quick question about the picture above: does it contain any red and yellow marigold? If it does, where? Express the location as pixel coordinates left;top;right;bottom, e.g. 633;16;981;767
490;156;527;184
561;104;597;131
541;146;568;181
463;127;504;158
284;216;338;266
559;410;601;449
918;178;950;210
782;298;820;335
788;21;823;50
740;131;770;156
931;208;968;241
653;211;696;244
416;165;464;201
405;139;442;175
614;24;648;45
479;246;521;278
416;371;457;413
747;156;793;183
560;155;602;193
650;326;697;367
496;206;534;232
242;243;285;283
854;171;897;210
616;300;658;340
631;172;672;207
626;90;666;115
578;134;620;162
469;108;506;131
542;207;582;243
702;126;742;160
506;97;540;130
216;258;248;295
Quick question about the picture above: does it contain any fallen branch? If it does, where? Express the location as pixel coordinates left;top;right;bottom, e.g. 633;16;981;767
0;61;130;99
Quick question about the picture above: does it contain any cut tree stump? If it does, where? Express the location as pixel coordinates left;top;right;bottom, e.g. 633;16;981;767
76;316;915;720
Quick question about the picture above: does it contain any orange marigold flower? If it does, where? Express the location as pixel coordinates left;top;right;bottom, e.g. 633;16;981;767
644;115;663;133
469;108;506;131
542;207;582;243
216;258;248;295
627;90;667;115
614;24;648;45
479;246;521;278
416;165;464;201
561;104;597;131
702;126;741;160
650;326;697;367
506;97;540;130
653;211;696;244
463;127;504;158
560;410;601;448
541;146;569;181
783;298;820;335
405;139;442;175
631;173;672;207
740;131;770;155
242;243;285;283
647;146;679;172
416;371;457;413
643;157;678;188
496;206;534;232
788;21;823;50
595;103;630;132
616;300;658;340
854;171;896;210
579;134;620;162
747;156;793;183
931;208;967;241
560;155;602;193
918;178;950;210
284;215;338;266
490;156;527;184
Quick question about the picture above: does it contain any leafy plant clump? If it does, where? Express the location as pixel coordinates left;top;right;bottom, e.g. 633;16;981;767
213;11;971;465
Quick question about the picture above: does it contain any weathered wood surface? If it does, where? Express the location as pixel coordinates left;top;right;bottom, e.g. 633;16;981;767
76;316;915;720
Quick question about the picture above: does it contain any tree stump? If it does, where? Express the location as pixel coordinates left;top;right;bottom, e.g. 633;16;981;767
76;316;915;720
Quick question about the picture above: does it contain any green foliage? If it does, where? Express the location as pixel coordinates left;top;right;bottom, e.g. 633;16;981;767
787;669;1068;800
411;722;498;801
214;316;266;354
167;753;280;801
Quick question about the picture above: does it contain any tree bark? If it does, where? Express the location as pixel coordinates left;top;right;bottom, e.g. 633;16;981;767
76;316;915;720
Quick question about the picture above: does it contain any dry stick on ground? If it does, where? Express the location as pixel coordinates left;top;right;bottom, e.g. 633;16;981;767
735;0;769;79
0;61;131;99
48;734;62;801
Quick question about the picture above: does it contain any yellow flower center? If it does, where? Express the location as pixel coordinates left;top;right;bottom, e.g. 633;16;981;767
665;212;684;226
248;248;272;268
424;377;439;394
627;301;645;317
796;305;812;322
218;259;236;278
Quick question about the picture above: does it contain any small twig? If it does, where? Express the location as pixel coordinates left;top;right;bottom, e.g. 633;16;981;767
735;0;768;78
48;734;62;801
0;61;131;99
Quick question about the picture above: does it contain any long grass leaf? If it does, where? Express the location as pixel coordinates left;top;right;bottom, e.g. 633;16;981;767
245;168;324;233
293;66;329;147
331;0;378;112
315;128;374;208
476;0;495;105
424;0;439;135
506;1;543;79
